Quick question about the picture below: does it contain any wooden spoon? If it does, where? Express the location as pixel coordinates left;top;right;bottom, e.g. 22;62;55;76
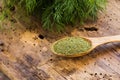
51;35;120;57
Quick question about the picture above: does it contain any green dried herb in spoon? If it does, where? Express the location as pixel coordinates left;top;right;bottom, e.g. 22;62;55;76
53;37;92;55
52;35;120;57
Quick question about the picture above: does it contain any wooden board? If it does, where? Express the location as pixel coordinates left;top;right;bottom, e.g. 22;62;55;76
0;0;120;80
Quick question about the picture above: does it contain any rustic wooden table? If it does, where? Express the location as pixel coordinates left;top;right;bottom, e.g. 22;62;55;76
0;0;120;80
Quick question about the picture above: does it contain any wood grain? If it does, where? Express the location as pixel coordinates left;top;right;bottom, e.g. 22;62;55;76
0;0;120;80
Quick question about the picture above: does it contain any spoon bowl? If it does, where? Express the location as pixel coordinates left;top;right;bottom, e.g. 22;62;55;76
51;35;120;57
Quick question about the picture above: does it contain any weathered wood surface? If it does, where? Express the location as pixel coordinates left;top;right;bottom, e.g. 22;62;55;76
0;0;120;80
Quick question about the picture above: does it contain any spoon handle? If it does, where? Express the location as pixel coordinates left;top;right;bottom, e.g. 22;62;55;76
88;35;120;48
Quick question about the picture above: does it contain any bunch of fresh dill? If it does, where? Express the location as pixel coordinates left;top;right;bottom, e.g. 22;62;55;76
2;0;106;32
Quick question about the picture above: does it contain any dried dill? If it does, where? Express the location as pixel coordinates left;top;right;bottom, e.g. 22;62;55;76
53;37;91;55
